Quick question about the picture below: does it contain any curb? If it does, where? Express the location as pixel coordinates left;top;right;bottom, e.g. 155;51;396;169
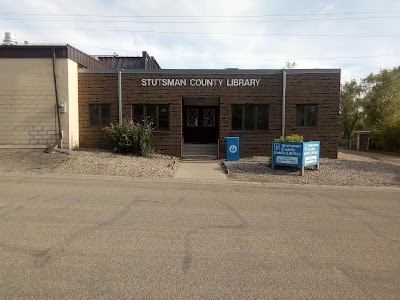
220;160;229;174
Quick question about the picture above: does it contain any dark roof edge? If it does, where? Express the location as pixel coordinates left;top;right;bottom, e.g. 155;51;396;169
0;44;109;69
78;68;341;74
66;44;109;69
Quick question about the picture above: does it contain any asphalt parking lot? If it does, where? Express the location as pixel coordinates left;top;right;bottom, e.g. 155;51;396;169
0;174;399;299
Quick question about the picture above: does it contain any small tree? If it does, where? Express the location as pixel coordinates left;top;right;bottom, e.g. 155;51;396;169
339;80;363;148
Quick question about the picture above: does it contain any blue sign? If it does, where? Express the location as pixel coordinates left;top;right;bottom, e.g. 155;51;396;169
272;142;303;167
272;141;320;169
302;141;320;166
225;137;239;161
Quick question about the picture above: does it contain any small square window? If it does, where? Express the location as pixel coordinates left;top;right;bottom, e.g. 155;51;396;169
89;104;110;126
296;104;317;127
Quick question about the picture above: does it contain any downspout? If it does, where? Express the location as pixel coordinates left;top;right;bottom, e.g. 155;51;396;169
281;70;287;137
46;48;63;152
118;70;122;124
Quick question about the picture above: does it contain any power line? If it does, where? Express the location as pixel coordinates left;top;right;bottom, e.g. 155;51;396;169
75;44;400;61
4;25;400;38
0;10;399;18
1;15;399;23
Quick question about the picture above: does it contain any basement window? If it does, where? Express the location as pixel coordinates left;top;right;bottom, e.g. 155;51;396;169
89;104;110;126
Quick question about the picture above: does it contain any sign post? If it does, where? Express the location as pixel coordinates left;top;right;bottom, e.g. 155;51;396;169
272;141;320;176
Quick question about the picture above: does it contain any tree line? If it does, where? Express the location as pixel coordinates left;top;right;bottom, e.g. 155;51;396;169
339;66;400;152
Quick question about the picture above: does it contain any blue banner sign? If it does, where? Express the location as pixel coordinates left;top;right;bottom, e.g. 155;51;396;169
302;141;320;166
272;142;303;167
272;141;320;169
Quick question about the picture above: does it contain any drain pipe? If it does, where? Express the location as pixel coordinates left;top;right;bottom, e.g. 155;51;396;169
118;69;122;124
281;70;287;137
46;48;63;152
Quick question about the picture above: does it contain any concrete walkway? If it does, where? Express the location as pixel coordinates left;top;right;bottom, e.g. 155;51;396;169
174;160;227;180
339;149;400;167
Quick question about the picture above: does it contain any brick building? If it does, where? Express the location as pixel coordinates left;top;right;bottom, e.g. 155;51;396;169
78;69;340;158
0;38;340;159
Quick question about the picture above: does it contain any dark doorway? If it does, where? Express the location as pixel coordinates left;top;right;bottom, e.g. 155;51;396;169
183;106;218;143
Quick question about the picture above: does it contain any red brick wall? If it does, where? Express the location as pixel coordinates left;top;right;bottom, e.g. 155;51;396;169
285;73;341;158
78;73;118;148
78;71;340;158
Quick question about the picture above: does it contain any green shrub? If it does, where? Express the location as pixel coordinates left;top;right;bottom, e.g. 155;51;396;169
104;118;154;156
274;134;304;142
370;115;400;153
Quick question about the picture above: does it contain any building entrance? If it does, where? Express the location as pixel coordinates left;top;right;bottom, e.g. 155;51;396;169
182;97;219;158
183;106;218;143
182;97;219;144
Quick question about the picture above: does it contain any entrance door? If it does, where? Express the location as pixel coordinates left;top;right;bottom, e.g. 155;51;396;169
183;106;218;143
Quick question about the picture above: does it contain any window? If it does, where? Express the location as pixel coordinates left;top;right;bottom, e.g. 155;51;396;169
296;105;317;127
231;104;268;130
89;104;110;126
133;104;169;130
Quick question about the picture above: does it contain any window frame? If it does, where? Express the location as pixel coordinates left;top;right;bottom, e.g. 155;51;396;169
231;104;268;131
133;104;169;131
295;104;317;128
89;104;111;126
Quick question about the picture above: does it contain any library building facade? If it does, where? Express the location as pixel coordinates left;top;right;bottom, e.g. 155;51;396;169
0;41;340;159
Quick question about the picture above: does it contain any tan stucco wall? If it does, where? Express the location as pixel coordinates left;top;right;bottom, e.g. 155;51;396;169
0;58;79;149
67;59;79;149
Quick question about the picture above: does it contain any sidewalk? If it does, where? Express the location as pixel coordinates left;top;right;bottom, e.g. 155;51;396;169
174;160;227;180
339;149;400;167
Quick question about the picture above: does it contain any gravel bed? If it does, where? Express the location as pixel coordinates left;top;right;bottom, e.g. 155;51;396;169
223;152;400;187
1;149;399;186
0;149;179;178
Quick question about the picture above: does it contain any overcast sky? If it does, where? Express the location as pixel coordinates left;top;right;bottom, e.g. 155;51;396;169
1;0;399;82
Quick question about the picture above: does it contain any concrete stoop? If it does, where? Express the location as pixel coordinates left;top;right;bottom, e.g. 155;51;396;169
182;143;218;160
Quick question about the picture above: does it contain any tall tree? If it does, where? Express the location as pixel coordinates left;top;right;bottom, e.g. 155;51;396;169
361;67;400;151
362;66;400;127
339;79;363;145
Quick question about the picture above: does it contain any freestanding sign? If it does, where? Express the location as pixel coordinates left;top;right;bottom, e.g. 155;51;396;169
272;141;320;175
225;137;240;161
302;141;320;167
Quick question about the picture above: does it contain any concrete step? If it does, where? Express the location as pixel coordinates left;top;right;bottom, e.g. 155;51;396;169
183;143;218;159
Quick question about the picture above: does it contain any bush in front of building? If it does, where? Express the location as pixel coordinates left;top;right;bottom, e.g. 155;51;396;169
104;118;153;156
274;134;304;142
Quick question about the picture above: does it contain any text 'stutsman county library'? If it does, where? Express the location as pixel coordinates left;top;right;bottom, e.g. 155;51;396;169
0;37;341;159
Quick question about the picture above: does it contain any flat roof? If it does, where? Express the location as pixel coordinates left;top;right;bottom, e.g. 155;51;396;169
0;44;109;69
78;68;341;74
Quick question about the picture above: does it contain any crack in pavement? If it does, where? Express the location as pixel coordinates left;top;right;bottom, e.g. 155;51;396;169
181;199;248;273
0;199;138;268
0;194;42;218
